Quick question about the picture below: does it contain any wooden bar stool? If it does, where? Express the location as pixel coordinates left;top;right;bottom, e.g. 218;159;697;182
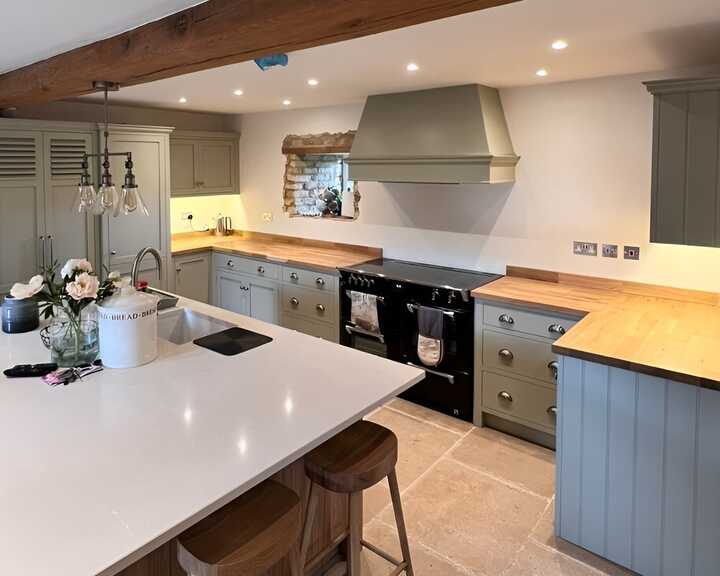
300;420;414;576
176;479;302;576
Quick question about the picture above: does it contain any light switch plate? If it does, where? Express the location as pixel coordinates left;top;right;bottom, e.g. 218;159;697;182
262;212;273;222
573;241;598;257
602;244;618;258
624;246;640;260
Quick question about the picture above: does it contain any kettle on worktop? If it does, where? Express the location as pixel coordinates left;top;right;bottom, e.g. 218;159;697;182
215;215;233;236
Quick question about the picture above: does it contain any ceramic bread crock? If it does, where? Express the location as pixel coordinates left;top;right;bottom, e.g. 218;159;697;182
96;285;159;368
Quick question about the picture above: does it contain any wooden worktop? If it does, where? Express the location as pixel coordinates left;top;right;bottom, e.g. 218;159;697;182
171;231;381;273
472;266;720;390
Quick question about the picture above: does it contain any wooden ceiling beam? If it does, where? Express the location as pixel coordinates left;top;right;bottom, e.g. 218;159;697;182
0;0;520;108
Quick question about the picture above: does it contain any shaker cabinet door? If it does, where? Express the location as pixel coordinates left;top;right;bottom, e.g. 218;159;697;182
215;272;250;316
174;253;210;303
197;141;235;194
170;140;197;196
249;279;279;324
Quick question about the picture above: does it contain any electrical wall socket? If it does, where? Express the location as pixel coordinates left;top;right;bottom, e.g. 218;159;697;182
573;241;598;257
181;212;193;221
602;244;618;258
262;212;273;222
624;245;640;260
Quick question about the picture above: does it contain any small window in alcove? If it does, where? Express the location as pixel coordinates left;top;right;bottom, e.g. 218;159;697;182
282;132;360;220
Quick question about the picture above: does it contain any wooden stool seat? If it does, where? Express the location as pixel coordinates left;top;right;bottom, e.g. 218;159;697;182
301;420;414;576
304;420;398;494
177;479;301;576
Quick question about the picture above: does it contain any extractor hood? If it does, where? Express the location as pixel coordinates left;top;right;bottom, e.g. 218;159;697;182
347;84;519;184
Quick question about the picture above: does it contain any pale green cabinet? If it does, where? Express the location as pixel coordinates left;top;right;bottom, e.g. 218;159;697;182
645;78;720;247
213;267;279;324
170;131;239;197
172;252;210;303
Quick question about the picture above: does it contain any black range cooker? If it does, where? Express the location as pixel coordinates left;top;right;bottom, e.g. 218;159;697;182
339;259;501;422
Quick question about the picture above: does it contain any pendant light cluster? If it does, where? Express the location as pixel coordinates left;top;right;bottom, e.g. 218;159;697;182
75;81;148;217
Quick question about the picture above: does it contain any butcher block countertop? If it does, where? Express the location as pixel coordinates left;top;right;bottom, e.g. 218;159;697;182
171;231;381;273
472;267;720;390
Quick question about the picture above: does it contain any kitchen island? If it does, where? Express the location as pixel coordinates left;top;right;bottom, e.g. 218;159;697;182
0;297;423;576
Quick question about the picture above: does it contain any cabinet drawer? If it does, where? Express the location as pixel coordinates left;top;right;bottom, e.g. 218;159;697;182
482;371;557;431
483;330;558;384
283;266;338;292
282;313;337;342
483;303;577;340
214;253;280;279
282;285;336;324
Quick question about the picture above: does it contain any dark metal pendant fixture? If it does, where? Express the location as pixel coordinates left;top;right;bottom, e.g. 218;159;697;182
75;81;147;216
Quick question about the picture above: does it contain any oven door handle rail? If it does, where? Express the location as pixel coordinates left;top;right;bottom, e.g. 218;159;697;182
344;290;385;304
406;362;455;384
344;323;386;344
406;302;455;318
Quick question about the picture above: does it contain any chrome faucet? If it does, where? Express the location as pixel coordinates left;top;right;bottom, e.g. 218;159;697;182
131;247;163;288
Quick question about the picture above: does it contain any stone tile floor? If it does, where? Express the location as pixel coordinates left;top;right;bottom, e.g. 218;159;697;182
354;398;635;576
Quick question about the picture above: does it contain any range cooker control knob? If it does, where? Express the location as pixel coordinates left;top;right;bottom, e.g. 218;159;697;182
395;283;403;290
447;291;457;304
350;274;357;285
431;289;440;302
369;278;375;287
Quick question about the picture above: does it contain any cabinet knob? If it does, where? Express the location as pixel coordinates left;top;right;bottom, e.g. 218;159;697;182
227;260;234;267
498;313;514;325
547;406;558;416
110;250;117;255
290;272;299;281
316;304;325;313
498;391;513;403
548;360;559;379
257;266;265;274
315;277;325;287
498;348;514;361
196;181;204;187
548;323;566;335
290;297;299;307
176;268;182;273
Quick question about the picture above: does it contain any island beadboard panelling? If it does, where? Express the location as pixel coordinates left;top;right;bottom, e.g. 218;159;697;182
171;231;380;273
557;356;720;576
473;267;720;390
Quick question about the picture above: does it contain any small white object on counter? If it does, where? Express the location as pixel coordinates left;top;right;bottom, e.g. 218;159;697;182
0;296;423;576
96;285;159;369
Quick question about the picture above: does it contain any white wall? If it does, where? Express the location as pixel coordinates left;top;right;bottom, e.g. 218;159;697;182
235;72;720;292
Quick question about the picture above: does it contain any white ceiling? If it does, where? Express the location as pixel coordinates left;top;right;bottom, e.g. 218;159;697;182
0;0;205;74
8;0;720;114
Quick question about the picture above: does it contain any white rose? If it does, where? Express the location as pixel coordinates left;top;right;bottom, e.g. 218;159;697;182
66;273;99;301
108;271;120;280
9;275;44;299
61;258;93;279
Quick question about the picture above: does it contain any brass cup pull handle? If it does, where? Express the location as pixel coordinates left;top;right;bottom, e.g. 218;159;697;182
548;323;566;335
548;360;559;379
498;391;513;403
227;260;234;267
290;272;299;281
547;406;558;416
498;348;514;361
257;266;265;274
316;304;325;313
498;313;514;325
290;297;300;307
316;277;325;287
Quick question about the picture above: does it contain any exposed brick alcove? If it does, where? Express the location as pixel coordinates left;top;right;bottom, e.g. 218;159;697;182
281;132;360;219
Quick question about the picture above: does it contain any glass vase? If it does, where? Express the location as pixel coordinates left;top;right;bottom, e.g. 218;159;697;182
48;308;99;367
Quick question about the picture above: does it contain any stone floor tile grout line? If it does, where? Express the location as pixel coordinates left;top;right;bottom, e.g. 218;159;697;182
382;404;467;436
444;454;553;502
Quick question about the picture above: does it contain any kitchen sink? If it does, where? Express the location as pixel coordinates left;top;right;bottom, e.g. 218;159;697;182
158;307;235;345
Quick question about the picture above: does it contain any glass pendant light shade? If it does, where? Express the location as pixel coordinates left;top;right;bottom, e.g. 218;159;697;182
74;183;97;214
121;184;149;216
99;184;118;215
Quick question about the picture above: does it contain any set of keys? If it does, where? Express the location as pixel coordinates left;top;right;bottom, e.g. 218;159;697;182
41;360;104;386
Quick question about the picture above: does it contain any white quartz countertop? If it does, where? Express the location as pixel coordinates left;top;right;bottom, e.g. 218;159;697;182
0;298;424;576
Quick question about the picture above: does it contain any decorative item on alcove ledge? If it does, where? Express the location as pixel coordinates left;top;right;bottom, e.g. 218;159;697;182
9;259;120;367
281;131;360;220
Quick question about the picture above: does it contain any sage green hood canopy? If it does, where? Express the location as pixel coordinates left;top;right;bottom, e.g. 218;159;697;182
347;84;519;184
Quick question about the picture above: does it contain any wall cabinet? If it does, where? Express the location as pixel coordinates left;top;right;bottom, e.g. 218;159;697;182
101;125;173;288
170;131;239;197
0;122;96;294
645;78;720;247
172;252;210;303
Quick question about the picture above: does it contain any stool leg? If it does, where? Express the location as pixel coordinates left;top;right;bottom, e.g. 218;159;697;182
388;469;414;576
289;545;302;576
348;491;363;576
299;481;320;571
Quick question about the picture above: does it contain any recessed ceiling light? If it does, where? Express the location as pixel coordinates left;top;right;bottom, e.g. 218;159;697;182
233;89;244;96
535;69;549;78
282;99;292;106
406;62;419;72
307;78;319;86
551;39;569;51
178;97;187;103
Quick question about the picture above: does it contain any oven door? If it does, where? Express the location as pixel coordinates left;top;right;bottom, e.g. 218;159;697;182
399;366;473;422
342;323;388;357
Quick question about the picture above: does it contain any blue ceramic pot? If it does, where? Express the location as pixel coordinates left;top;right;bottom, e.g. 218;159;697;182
1;296;40;334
